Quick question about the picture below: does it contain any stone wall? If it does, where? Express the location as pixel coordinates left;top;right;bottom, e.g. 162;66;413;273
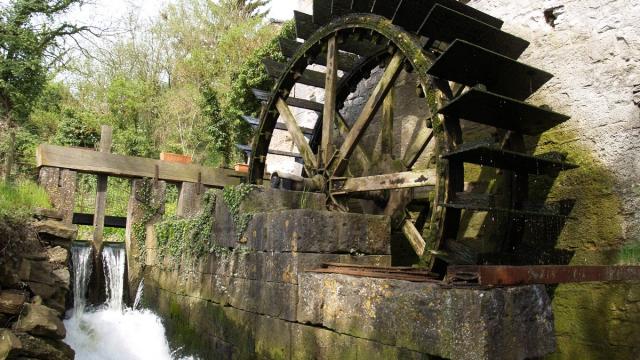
141;187;556;359
0;210;77;359
464;1;640;358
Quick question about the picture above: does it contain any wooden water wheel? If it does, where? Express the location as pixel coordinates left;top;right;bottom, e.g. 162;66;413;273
241;0;577;273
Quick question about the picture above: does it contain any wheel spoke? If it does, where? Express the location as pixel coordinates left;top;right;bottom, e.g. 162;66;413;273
401;219;426;257
330;169;436;194
402;125;433;167
275;97;318;173
321;35;339;168
329;51;405;176
335;111;371;170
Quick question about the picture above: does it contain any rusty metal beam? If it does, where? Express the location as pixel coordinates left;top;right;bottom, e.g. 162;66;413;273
446;265;640;285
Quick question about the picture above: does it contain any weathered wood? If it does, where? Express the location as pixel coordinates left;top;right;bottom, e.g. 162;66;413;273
335;112;371;169
93;125;112;250
90;125;112;306
276;98;318;172
322;35;339;168
402;128;434;168
36;144;242;187
331;51;405;176
263;59;342;89
379;86;394;158
331;169;437;194
401;219;426;257
242;115;314;135
72;213;127;228
279;38;358;72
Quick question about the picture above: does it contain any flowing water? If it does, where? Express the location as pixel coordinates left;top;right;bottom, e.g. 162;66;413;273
64;244;188;360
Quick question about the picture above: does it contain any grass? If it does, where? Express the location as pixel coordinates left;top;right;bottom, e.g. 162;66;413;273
0;180;52;221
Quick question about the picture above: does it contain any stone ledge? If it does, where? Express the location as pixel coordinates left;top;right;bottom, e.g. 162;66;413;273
297;272;556;360
237;209;391;254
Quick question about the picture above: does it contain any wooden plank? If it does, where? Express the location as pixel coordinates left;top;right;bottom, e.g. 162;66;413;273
276;97;318;171
380;86;394;155
279;38;358;72
335;112;371;168
251;89;325;112
371;0;402;18
322;35;339;167
331;51;405;176
93;125;112;252
351;0;375;12
437;88;571;135
427;40;552;100
332;0;353;16
263;59;342;88
420;5;526;60
402;128;434;168
36;144;242;187
242;115;314;135
401;219;426;257
73;213;126;228
313;0;332;24
294;11;315;39
331;169;437;194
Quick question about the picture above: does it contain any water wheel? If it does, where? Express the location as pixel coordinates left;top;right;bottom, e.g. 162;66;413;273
242;1;577;273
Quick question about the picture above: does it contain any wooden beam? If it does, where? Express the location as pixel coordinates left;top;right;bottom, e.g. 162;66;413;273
36;144;241;187
322;35;339;168
335;111;370;169
331;169;436;194
330;51;405;176
401;219;426;257
403;126;434;168
73;213;126;228
93;125;112;251
275;97;318;172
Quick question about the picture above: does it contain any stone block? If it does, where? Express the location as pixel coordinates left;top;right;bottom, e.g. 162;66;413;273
225;277;298;321
38;167;76;225
297;272;556;360
177;182;204;218
0;329;22;359
0;290;27;315
244;209;390;254
14;331;74;360
13;303;66;339
32;220;77;243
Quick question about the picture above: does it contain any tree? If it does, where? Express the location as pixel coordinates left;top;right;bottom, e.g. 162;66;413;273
0;0;88;181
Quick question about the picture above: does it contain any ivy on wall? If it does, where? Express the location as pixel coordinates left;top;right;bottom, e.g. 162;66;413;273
222;183;257;241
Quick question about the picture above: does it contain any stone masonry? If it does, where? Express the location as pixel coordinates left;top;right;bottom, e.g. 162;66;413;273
142;187;556;360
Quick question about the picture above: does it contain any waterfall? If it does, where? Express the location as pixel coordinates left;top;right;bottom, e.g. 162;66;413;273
64;242;190;360
71;245;92;316
102;246;126;310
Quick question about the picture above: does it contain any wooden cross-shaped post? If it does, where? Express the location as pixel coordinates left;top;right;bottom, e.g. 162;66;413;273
89;125;112;304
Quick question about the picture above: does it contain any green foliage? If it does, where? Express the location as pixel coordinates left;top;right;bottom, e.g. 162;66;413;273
0;180;51;221
53;109;100;148
223;20;296;148
0;0;86;122
222;183;256;240
155;189;228;263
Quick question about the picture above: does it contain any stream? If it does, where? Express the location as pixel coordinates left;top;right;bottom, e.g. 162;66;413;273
64;244;189;360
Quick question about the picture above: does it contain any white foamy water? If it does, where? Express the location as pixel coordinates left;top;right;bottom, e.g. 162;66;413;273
65;244;188;360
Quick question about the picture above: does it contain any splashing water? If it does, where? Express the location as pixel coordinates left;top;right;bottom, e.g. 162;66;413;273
64;243;189;360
